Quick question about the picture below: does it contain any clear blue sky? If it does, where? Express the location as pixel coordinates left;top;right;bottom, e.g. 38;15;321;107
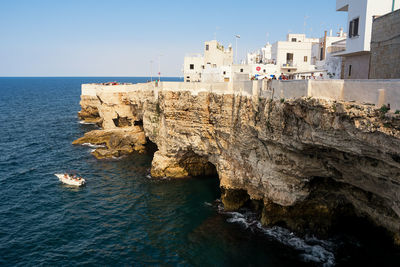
0;0;347;77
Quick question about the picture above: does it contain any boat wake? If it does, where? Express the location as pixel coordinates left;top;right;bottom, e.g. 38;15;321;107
214;201;336;266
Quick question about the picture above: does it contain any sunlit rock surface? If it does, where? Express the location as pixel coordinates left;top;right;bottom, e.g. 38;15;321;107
76;87;400;244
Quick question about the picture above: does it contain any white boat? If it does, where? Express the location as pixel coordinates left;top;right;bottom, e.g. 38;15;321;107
55;173;86;186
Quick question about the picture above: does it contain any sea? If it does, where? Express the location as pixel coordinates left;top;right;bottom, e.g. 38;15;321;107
0;77;399;266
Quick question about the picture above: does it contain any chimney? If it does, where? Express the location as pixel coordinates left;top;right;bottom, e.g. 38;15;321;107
322;30;327;60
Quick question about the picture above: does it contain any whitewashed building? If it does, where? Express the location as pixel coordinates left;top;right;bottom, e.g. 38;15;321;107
183;40;233;82
183;54;204;82
312;29;347;79
271;34;319;77
334;0;400;79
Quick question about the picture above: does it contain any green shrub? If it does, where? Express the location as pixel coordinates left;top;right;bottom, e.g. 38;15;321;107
280;98;285;103
380;104;389;114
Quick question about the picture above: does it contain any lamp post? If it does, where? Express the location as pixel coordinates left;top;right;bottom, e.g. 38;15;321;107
235;34;240;64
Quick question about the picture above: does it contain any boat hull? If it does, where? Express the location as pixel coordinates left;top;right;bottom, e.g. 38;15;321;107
55;174;86;186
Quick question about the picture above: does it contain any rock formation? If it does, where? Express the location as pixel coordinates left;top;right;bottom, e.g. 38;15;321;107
76;87;400;244
78;95;102;125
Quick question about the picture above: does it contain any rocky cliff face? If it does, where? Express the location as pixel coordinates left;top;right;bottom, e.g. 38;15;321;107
76;88;400;244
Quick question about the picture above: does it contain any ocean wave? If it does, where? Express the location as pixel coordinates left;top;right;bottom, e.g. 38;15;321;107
259;224;335;266
218;203;336;266
79;120;96;125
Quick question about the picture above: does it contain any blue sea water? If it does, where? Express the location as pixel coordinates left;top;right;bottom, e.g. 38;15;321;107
0;77;399;266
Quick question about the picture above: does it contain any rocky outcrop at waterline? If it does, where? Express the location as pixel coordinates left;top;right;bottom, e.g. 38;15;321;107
76;87;400;244
78;95;102;125
72;127;146;159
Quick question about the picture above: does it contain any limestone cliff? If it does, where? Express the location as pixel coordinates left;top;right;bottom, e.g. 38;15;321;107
76;87;400;244
78;95;102;125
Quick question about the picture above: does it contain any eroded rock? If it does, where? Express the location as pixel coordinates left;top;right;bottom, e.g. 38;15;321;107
73;127;146;159
76;88;400;244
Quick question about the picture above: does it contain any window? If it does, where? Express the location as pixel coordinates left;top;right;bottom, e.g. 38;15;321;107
291;38;297;42
223;71;226;75
206;44;209;51
304;56;308;62
201;65;205;69
353;18;359;36
240;68;244;73
348;65;352;77
320;48;324;60
263;69;266;73
349;18;359;38
286;53;293;65
189;64;194;70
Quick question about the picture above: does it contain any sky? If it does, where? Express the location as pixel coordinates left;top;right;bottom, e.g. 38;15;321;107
0;0;347;77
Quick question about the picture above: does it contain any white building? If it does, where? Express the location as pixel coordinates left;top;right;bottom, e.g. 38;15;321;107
184;30;349;83
271;34;319;77
335;0;400;79
183;54;204;82
184;40;233;82
312;29;347;79
247;43;274;64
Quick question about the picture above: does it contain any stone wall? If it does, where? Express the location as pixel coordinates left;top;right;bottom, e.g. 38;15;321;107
342;53;371;79
269;79;400;111
81;79;400;114
369;9;400;79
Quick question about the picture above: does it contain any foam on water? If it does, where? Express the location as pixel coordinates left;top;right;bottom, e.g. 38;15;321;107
79;120;96;125
218;203;336;266
81;143;106;148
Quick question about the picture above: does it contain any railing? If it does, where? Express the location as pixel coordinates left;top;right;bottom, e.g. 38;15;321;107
282;62;296;68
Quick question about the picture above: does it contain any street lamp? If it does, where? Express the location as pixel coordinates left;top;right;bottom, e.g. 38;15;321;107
235;34;240;64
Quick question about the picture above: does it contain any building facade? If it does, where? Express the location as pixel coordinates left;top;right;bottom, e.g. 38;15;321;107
335;0;400;79
271;34;319;76
369;8;400;79
183;40;233;82
312;29;347;79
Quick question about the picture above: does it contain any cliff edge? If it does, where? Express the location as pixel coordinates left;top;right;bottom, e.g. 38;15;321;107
75;85;400;244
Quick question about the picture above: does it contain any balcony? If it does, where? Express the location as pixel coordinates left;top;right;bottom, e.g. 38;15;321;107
281;62;297;69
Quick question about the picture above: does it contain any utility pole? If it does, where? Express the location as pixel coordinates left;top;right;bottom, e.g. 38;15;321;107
235;34;240;64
